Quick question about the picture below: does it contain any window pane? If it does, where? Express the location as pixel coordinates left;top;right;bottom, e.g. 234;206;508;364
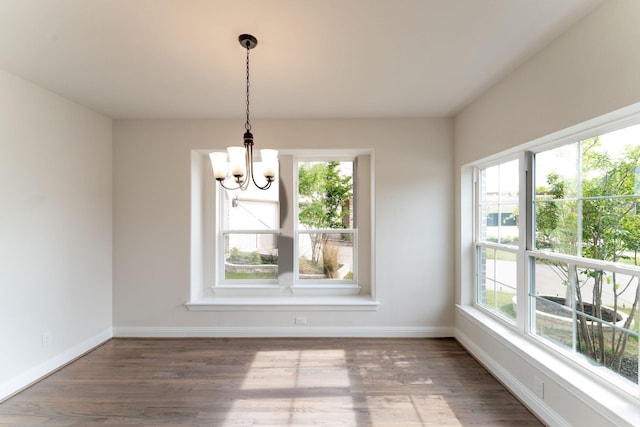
534;199;578;253
534;126;640;257
224;233;278;280
531;256;640;384
532;294;575;352
298;232;354;280
530;257;574;351
476;246;517;323
535;143;580;199
581;197;639;260
222;185;279;231
530;257;569;298
298;161;354;230
478;160;519;245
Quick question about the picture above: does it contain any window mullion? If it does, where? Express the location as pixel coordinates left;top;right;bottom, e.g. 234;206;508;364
279;155;295;290
568;262;578;355
576;141;583;257
518;151;533;333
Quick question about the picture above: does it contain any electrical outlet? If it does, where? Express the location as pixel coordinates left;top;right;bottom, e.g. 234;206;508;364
534;376;544;399
295;317;307;325
42;331;52;347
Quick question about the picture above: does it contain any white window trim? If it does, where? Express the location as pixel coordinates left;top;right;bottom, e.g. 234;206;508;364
187;148;378;311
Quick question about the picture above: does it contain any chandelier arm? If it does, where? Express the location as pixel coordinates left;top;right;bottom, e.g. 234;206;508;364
237;140;251;192
251;172;273;190
246;139;273;190
219;182;240;191
252;176;273;190
217;179;242;191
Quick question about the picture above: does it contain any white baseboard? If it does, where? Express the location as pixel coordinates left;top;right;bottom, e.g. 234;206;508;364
0;328;112;402
455;327;568;427
113;325;454;338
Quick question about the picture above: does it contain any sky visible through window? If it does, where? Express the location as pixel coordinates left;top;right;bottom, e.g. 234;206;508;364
536;123;640;188
483;123;640;193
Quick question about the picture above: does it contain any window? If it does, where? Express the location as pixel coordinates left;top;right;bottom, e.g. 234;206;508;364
191;149;374;305
472;118;640;392
217;166;280;282
530;131;640;386
475;159;520;323
296;160;356;285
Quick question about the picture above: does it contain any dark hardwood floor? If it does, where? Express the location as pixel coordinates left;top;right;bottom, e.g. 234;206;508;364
0;338;543;426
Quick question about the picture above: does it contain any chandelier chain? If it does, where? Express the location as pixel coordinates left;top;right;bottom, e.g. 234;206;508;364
245;42;251;132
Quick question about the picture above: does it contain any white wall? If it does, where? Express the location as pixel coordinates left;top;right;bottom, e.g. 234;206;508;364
113;118;454;335
454;1;640;425
0;70;113;400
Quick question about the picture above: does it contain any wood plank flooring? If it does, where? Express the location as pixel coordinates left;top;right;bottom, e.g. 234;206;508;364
0;338;543;426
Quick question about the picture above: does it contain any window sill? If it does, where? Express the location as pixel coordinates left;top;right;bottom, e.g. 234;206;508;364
186;295;380;311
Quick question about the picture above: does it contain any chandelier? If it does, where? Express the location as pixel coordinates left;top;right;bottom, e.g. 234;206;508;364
209;34;278;191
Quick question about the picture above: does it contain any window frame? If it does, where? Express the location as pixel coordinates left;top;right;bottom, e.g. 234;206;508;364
216;181;280;286
188;148;378;310
473;155;523;326
292;157;360;294
469;107;640;397
526;138;640;391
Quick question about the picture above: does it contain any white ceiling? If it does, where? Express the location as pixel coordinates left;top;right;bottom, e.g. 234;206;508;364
0;0;602;119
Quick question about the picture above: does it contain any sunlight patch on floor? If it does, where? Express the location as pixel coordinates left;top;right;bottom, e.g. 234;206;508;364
222;349;357;426
240;349;350;390
221;396;357;426
365;394;463;426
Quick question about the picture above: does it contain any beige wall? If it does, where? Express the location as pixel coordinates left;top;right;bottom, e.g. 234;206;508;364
455;0;640;165
113;118;454;333
0;70;112;399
